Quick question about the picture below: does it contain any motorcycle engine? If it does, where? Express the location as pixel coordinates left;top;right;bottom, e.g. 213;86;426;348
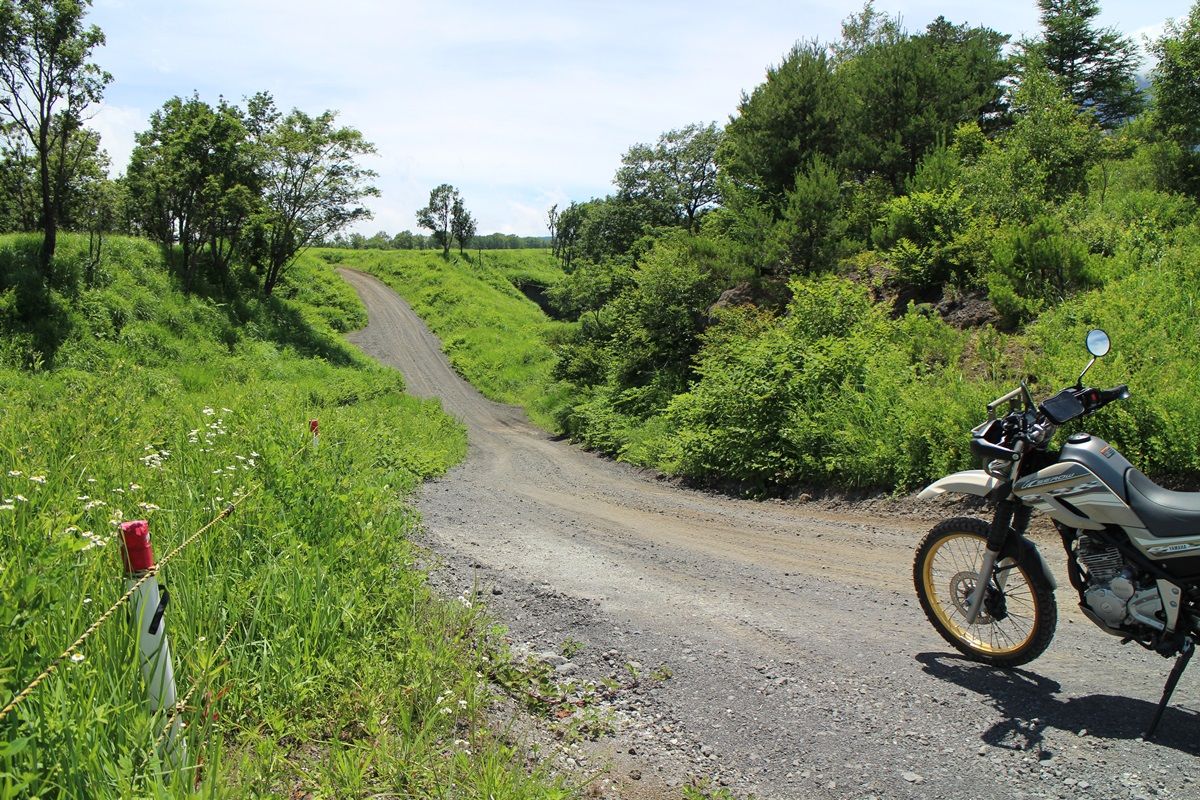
1078;535;1164;631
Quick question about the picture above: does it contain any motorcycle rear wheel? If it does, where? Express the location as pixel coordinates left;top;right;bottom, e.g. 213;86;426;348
914;517;1056;667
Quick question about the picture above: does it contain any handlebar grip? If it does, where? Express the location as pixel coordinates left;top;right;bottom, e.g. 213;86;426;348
1100;384;1130;403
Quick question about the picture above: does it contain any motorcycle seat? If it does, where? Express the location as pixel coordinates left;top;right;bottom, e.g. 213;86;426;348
1125;468;1200;538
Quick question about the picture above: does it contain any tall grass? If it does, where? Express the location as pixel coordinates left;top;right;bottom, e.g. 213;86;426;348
317;248;572;430
0;235;569;798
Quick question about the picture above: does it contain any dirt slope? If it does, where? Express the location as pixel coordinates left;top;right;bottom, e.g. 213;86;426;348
340;268;1199;800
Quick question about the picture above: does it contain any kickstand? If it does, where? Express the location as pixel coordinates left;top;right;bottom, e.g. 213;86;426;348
1146;637;1195;739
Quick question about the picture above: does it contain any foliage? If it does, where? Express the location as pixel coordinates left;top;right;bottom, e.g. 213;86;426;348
450;194;476;254
1150;2;1200;194
719;41;839;210
616;122;723;231
415;183;460;258
1026;0;1144;127
768;154;845;274
247;95;378;295
125;94;258;290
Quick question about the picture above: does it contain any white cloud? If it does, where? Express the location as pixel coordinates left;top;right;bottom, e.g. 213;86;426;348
85;103;146;176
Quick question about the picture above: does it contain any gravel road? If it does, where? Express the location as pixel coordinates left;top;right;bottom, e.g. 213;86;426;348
340;268;1200;800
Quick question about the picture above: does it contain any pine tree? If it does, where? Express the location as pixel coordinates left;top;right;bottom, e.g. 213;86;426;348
1029;0;1143;127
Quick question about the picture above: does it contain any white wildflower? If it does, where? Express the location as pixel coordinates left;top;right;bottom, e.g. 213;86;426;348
129;483;141;491
14;494;27;503
77;495;89;501
112;488;124;494
0;504;14;512
29;475;46;484
86;477;96;484
202;407;215;416
70;652;85;663
83;597;92;604
457;699;468;710
250;451;260;458
137;502;160;512
6;470;21;477
221;407;232;413
83;500;106;511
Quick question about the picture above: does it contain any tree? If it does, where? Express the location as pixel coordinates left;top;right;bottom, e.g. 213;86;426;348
126;94;257;289
450;195;476;254
719;41;840;211
615;122;722;231
1151;3;1200;151
416;183;458;257
0;0;110;277
252;98;377;295
836;17;1010;190
1026;0;1143;127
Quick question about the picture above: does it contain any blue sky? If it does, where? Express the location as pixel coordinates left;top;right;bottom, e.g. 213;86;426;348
86;1;1183;237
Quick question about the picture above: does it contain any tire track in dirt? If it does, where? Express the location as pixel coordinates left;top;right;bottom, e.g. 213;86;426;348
340;268;1200;800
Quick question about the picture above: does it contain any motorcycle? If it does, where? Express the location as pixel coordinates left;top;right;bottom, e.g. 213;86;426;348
914;329;1200;737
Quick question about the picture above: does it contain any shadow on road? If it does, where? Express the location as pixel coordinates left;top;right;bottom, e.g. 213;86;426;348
916;652;1200;757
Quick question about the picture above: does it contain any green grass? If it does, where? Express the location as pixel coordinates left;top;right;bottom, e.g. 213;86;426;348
0;235;570;798
315;248;571;430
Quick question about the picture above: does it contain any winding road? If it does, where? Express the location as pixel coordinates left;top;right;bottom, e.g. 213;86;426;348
340;268;1199;800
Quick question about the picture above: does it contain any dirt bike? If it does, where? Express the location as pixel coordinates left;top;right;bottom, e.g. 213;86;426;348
913;329;1200;737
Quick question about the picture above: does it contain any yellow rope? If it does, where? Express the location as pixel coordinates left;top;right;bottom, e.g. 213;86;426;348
153;617;240;753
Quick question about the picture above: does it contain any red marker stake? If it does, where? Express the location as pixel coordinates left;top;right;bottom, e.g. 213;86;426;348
310;418;319;451
121;521;185;766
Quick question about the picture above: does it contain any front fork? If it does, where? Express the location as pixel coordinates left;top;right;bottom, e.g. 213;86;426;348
965;499;1031;624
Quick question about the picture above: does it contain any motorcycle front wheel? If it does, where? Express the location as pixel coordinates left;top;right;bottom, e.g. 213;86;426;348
913;517;1056;667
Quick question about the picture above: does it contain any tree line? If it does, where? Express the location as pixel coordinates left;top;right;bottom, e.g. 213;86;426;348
327;229;551;251
0;0;378;296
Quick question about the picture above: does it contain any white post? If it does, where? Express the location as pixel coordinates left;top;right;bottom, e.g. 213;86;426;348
120;520;185;766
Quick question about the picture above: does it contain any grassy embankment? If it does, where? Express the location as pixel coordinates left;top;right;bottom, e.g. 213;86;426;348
313;236;1200;495
317;248;571;431
0;234;569;798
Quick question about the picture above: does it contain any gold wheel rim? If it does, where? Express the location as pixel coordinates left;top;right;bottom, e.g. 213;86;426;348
921;532;1039;656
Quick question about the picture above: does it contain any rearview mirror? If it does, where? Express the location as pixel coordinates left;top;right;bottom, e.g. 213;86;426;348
1086;329;1110;358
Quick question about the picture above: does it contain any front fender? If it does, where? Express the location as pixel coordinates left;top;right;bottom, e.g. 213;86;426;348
918;469;1001;500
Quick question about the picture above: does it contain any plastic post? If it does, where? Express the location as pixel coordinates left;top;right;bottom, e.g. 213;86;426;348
120;520;185;766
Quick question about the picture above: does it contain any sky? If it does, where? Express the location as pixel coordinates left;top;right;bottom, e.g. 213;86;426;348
85;0;1184;238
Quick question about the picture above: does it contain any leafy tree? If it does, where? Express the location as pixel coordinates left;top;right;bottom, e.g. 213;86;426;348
450;195;476;254
126;94;256;289
416;183;458;257
1150;2;1200;193
963;64;1102;222
616;122;722;231
130;96;258;286
720;41;840;210
0;0;110;277
251;98;377;295
552;200;585;269
1026;0;1143;127
836;17;1010;190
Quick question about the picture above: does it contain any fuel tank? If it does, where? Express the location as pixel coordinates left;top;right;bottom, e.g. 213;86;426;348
1013;434;1142;531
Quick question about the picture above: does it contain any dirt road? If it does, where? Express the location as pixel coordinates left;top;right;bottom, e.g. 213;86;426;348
340;268;1200;800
